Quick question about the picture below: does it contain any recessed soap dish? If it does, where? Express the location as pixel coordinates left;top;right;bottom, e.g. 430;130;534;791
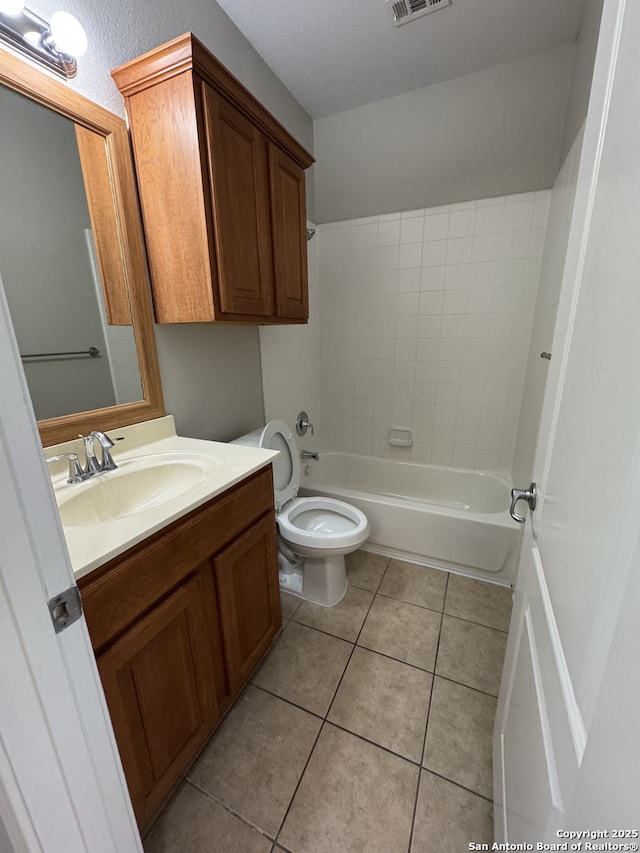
388;427;413;447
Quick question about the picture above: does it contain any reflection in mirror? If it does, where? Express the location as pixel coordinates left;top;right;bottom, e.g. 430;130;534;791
0;85;142;420
0;45;164;446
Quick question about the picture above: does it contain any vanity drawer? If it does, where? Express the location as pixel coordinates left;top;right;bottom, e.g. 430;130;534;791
79;466;274;652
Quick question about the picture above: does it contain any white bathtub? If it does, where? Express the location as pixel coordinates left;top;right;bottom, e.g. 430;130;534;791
299;452;521;586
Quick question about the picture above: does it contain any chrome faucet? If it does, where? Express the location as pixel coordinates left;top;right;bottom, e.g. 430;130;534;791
46;432;123;485
301;449;319;461
77;431;123;478
82;434;102;475
88;430;119;471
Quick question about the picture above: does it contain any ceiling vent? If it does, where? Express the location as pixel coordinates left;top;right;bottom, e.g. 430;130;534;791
387;0;451;27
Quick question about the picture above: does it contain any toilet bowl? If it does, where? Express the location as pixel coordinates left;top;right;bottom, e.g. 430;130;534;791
231;420;369;606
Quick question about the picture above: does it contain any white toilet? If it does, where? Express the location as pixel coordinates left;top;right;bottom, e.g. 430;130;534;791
231;420;370;606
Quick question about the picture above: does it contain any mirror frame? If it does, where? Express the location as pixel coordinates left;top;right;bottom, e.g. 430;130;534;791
0;46;164;446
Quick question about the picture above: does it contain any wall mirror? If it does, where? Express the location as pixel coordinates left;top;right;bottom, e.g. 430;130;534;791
0;46;164;446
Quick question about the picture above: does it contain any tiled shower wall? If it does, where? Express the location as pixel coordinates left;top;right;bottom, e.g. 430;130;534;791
318;192;550;473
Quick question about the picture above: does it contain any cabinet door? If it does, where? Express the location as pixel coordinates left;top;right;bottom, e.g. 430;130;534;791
203;85;275;318
215;513;281;695
125;71;217;323
97;567;220;829
269;143;309;321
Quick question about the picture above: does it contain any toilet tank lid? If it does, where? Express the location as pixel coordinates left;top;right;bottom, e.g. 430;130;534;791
228;426;263;448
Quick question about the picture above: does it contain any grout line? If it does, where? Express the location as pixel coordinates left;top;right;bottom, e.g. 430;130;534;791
407;571;449;852
254;675;445;775
353;570;387;642
284;600;509;657
185;779;276;843
323;719;424;768
323;581;380;720
349;581;383;593
372;587;512;636
353;553;391;597
434;672;502;700
354;641;436;675
419;767;495;804
250;683;325;721
423;570;450;764
279;593;301;621
251;668;499;755
285;616;358;645
273;719;326;846
273;558;392;846
276;610;359;645
374;590;446;617
406;759;423;853
441;610;510;635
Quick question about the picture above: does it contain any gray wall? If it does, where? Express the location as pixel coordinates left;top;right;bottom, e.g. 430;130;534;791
0;816;14;853
560;0;605;159
154;324;265;442
313;46;575;224
0;87;116;420
28;0;314;440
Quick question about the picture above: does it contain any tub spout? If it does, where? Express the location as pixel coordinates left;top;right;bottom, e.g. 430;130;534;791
301;450;319;461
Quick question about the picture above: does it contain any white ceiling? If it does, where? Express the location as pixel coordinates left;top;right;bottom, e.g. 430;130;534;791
216;0;587;119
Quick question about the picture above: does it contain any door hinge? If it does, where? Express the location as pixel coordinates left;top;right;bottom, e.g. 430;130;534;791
48;586;83;634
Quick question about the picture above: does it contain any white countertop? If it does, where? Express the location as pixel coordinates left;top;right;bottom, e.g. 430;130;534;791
46;417;277;581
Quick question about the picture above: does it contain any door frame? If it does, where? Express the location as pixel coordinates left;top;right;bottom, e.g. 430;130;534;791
0;278;141;852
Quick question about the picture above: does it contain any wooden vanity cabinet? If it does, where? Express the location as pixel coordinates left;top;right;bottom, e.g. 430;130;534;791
215;513;281;695
96;566;221;827
78;467;280;830
111;33;314;325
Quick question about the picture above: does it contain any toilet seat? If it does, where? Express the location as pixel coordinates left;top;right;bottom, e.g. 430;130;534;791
278;496;370;552
254;420;370;554
258;419;300;511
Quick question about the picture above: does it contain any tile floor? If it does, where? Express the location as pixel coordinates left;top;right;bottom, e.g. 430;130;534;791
144;552;512;853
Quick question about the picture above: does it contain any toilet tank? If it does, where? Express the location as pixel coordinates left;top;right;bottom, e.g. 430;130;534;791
229;427;264;448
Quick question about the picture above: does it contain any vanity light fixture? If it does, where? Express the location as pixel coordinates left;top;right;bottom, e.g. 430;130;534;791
0;1;87;79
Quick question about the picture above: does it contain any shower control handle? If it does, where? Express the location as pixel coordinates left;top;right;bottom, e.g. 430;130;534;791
510;482;537;523
296;411;314;436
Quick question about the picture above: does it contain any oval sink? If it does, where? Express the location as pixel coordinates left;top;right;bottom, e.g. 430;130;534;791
57;454;213;527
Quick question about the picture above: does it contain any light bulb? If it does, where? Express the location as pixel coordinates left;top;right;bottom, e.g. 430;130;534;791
50;10;87;57
0;0;25;14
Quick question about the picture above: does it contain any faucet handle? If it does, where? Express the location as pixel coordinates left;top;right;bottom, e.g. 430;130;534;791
45;452;86;484
296;411;314;436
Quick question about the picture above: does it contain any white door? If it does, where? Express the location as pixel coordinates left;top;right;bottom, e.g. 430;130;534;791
494;0;640;839
0;280;142;852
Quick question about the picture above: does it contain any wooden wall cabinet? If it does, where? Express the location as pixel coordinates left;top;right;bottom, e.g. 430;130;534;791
112;34;314;325
78;467;280;830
